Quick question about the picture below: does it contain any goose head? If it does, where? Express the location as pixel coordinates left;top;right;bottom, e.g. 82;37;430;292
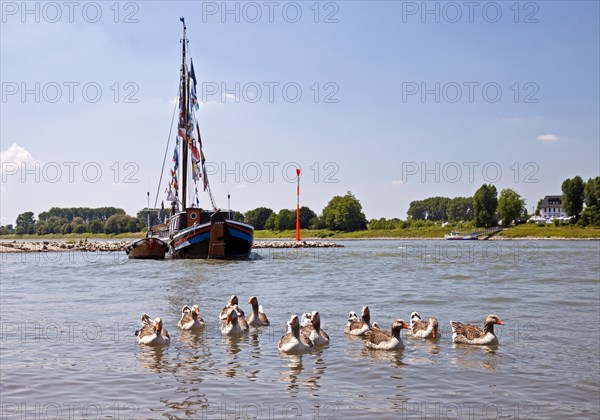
226;307;239;325
348;311;359;321
300;312;312;327
483;314;504;334
429;316;439;337
154;317;164;333
390;319;410;337
310;311;321;331
289;315;300;336
229;295;239;306
192;305;200;319
361;306;371;325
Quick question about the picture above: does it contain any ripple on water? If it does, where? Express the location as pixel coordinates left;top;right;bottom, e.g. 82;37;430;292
0;241;598;418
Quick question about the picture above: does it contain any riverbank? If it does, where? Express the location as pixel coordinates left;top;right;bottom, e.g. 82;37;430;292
1;225;598;248
0;239;343;253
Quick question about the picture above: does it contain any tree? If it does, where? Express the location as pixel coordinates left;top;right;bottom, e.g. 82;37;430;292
447;197;474;222
584;176;600;207
0;226;9;235
562;176;585;217
88;220;104;234
580;206;600;226
497;188;525;226
299;206;317;229
104;214;137;234
321;192;367;231
276;209;295;231
264;213;277;231
473;184;498;227
16;211;36;234
245;207;274;230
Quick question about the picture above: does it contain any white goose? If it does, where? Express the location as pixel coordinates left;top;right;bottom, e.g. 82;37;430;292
247;296;270;327
278;315;313;353
178;305;205;330
344;306;371;336
450;314;504;345
135;314;170;346
409;311;422;330
365;319;409;350
301;311;330;346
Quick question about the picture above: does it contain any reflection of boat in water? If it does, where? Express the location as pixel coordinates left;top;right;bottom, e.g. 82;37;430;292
445;231;478;240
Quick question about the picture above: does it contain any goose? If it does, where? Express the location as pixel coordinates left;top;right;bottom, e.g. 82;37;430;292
344;306;371;336
135;315;170;346
347;311;359;322
247;296;270;327
178;305;205;330
221;307;246;336
301;311;330;346
409;316;439;339
300;312;313;328
234;305;250;332
219;295;238;320
409;311;422;329
450;314;504;345
365;319;409;350
278;315;313;353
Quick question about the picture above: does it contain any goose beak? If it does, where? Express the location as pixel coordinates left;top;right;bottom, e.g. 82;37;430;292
226;315;232;325
432;329;436;338
402;321;409;329
496;319;504;325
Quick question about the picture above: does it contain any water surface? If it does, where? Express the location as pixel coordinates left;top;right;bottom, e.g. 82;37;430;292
1;240;599;419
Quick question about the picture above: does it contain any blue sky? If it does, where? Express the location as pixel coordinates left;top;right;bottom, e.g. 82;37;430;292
1;1;599;225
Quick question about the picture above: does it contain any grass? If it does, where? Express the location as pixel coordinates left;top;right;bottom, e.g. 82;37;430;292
2;225;599;241
494;224;600;239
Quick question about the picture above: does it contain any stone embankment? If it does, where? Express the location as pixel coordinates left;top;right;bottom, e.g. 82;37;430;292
0;239;343;253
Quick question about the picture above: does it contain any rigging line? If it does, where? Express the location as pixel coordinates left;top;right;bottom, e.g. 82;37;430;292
154;87;180;210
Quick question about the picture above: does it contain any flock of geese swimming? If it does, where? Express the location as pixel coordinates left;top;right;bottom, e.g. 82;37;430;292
135;295;505;353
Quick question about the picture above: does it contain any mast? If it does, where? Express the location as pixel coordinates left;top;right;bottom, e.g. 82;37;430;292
180;17;189;211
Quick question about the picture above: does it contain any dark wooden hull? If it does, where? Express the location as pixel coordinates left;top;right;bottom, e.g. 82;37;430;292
125;237;168;259
169;219;254;259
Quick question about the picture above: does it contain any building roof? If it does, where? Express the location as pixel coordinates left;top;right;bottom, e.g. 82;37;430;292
540;195;562;209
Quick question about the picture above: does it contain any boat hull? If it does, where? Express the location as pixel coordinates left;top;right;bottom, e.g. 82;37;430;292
169;219;253;259
125;237;168;259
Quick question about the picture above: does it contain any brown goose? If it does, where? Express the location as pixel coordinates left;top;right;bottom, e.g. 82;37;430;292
365;319;409;350
301;311;330;346
278;315;313;353
450;314;504;345
135;314;170;346
344;306;371;336
178;304;205;330
409;315;439;339
219;295;238;320
247;296;270;327
233;305;250;332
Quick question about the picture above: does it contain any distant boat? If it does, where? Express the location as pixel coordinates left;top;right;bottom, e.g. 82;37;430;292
445;231;478;240
125;192;167;259
151;18;254;259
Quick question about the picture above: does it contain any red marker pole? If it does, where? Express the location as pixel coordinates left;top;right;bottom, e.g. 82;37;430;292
296;168;301;241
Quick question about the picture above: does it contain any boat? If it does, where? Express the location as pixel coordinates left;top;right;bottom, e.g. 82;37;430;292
444;231;478;240
152;18;254;259
125;192;168;259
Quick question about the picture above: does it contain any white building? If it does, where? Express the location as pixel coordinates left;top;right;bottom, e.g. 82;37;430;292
540;195;567;219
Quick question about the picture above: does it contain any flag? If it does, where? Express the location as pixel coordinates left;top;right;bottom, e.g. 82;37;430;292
190;58;197;90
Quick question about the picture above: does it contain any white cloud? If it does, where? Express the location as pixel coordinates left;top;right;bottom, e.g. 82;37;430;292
536;134;560;142
391;180;407;185
1;143;35;165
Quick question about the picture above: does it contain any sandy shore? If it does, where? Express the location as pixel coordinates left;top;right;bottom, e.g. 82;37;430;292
0;239;344;253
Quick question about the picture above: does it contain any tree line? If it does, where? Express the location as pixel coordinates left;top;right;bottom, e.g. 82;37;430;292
2;176;598;236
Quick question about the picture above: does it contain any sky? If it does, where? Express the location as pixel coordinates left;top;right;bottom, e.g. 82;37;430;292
1;1;599;225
